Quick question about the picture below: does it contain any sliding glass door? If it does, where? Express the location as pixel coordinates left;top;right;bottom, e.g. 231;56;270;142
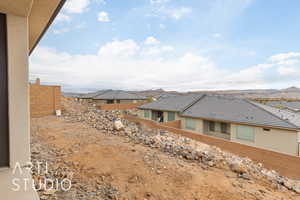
0;13;9;167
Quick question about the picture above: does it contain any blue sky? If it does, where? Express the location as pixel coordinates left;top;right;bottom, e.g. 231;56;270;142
30;0;300;92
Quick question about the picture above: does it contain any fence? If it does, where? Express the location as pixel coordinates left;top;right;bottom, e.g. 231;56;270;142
30;79;61;118
124;115;300;180
98;102;145;110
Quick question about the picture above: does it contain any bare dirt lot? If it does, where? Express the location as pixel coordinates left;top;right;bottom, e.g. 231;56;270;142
31;114;300;200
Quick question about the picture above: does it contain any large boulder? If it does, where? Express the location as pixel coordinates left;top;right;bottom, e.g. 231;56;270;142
114;120;124;131
229;161;247;174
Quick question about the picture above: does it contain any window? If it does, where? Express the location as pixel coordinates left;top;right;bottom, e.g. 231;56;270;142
168;112;175;121
144;110;150;118
185;118;196;130
263;128;270;132
209;121;215;132
236;125;254;142
107;100;114;104
116;100;121;104
221;123;228;134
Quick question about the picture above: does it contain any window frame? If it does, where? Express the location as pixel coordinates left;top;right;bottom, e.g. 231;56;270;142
208;121;215;132
144;110;150;119
185;118;196;130
107;99;114;104
236;125;255;142
167;111;175;121
220;122;228;134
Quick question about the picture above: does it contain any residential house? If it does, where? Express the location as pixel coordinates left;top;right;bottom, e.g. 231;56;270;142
79;90;108;102
93;90;147;104
0;0;66;199
139;94;300;156
266;101;300;113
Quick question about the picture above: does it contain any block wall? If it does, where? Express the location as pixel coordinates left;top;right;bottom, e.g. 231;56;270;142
30;83;61;117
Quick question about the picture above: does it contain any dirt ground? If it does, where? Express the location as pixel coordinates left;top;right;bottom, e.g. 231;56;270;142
30;114;300;200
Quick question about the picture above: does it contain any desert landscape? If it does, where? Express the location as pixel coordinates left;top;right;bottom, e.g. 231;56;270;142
30;97;300;200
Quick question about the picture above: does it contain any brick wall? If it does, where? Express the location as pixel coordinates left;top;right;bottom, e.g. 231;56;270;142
124;115;300;180
30;80;61;118
98;102;145;110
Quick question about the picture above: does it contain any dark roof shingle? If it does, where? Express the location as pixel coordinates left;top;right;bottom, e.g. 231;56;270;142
139;94;203;112
93;90;147;100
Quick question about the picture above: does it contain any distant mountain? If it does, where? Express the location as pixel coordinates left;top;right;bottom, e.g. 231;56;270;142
62;86;300;100
281;86;300;92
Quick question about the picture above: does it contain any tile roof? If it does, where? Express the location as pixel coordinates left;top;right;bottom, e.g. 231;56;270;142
81;90;108;99
266;101;300;112
139;94;204;112
140;94;300;130
93;90;147;100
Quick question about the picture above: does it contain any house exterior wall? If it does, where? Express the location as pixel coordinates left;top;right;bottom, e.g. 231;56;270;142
95;99;147;104
30;81;61;118
6;14;30;167
181;117;204;134
162;111;181;122
139;109;181;123
179;116;299;156
231;124;299;156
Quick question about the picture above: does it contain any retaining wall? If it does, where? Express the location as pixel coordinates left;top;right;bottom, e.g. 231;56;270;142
98;102;145;110
124;115;300;180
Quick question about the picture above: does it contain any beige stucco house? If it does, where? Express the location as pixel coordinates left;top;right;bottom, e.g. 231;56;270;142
138;94;300;157
0;0;65;199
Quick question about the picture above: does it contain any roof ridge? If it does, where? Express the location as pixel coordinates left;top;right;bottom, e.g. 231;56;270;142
180;94;206;113
244;99;299;129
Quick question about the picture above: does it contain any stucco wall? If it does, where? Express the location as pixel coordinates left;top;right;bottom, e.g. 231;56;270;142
181;118;204;135
231;124;298;156
7;14;30;167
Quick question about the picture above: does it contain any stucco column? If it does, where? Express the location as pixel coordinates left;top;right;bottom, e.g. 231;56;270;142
7;14;30;167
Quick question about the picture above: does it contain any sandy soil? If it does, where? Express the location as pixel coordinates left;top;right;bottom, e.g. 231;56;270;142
31;115;300;200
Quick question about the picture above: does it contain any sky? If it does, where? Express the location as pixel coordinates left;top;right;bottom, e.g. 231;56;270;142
29;0;300;92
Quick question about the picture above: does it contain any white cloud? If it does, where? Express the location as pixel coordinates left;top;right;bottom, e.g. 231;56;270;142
144;36;160;45
55;13;71;23
98;40;139;57
149;0;192;20
142;45;174;56
269;52;300;62
278;66;300;76
30;38;281;91
150;0;170;5
64;0;91;14
98;11;110;22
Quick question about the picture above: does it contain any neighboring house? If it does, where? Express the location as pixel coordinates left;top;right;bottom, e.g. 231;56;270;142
266;101;300;113
0;0;66;199
93;90;147;104
153;93;180;101
79;90;108;102
138;94;300;156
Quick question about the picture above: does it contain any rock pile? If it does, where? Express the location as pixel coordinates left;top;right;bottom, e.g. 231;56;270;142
62;102;300;195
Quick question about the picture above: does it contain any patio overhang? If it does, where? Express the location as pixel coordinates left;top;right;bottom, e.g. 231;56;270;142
0;0;66;54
